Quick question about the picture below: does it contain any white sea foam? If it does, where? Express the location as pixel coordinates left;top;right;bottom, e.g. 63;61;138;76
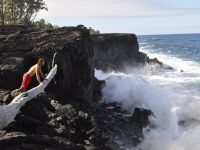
95;45;200;150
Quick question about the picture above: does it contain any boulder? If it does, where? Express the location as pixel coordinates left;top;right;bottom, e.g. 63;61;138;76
130;107;153;126
0;89;11;104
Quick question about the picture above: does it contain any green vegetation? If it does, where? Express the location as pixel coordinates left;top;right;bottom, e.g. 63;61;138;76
89;27;100;34
0;0;100;33
32;19;59;29
0;0;47;25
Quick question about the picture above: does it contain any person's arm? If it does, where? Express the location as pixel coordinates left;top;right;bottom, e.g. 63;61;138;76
40;68;45;80
36;65;42;83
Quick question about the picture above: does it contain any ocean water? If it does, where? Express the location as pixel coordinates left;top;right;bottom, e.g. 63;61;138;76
95;33;200;150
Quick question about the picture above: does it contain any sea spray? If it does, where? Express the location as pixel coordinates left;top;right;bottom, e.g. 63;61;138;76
137;36;200;149
95;69;180;149
95;34;200;150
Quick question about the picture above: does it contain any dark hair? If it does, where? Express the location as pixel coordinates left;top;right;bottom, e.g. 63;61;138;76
37;58;45;64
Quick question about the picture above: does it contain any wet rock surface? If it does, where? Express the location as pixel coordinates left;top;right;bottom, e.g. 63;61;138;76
91;102;153;149
130;107;154;126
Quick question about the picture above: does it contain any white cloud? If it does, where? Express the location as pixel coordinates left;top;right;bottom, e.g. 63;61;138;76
38;0;200;17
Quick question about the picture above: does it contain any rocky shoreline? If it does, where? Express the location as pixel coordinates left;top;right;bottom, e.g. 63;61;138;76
0;25;155;150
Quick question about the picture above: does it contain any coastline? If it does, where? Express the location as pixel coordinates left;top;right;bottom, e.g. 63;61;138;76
0;25;157;150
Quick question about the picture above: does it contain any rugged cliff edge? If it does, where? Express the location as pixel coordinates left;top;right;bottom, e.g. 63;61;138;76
0;25;107;150
0;25;97;102
92;34;162;71
0;25;153;150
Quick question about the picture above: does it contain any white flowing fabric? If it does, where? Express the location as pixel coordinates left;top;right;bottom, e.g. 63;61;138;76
0;64;57;129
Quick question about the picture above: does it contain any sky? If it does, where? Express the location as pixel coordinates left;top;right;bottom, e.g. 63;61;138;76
37;0;200;35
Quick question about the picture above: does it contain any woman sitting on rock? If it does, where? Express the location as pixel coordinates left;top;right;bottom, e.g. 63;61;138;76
11;58;45;97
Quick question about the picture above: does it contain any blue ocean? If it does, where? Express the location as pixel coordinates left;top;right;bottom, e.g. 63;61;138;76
139;34;200;96
96;34;200;149
139;34;200;63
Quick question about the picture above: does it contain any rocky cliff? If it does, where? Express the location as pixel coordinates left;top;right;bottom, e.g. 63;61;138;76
0;25;94;102
0;25;108;150
0;25;153;150
92;34;162;71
